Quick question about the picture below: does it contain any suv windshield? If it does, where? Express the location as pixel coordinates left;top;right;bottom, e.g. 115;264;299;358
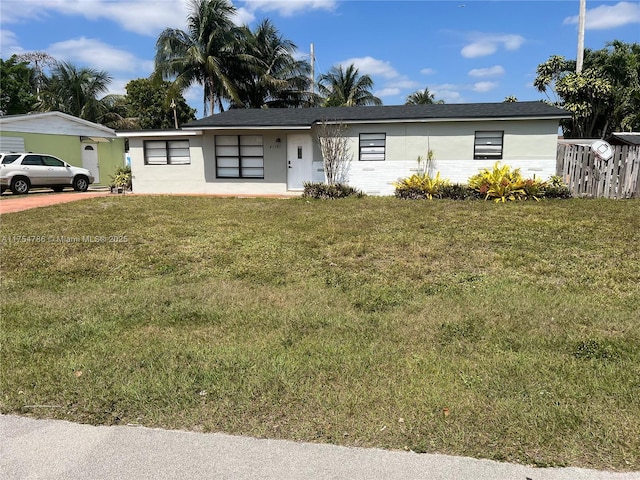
1;154;20;164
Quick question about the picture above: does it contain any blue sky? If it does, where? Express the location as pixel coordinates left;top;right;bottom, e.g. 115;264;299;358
1;0;639;117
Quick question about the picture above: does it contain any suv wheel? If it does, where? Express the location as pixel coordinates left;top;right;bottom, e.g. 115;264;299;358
11;177;30;195
73;176;89;192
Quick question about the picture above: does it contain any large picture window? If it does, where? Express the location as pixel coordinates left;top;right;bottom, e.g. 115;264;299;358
144;140;191;165
474;131;504;160
359;133;386;161
215;135;264;178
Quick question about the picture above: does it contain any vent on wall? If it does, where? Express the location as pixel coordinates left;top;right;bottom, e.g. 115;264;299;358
0;136;26;152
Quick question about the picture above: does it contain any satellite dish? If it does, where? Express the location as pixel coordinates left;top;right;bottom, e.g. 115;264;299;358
591;140;613;161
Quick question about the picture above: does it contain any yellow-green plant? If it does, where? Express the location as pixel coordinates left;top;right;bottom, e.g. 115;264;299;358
394;171;450;199
468;162;527;202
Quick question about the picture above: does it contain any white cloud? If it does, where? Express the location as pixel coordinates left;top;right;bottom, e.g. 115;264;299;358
563;1;640;30
0;30;23;56
48;37;153;74
375;87;401;98
468;65;505;78
340;56;399;79
1;0;188;36
241;0;337;17
473;81;499;93
461;34;525;58
430;84;464;103
420;68;436;75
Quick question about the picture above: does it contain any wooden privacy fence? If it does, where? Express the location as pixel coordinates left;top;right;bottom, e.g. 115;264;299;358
557;144;640;199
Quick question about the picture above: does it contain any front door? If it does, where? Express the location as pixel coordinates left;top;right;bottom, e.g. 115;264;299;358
81;144;99;183
287;134;313;190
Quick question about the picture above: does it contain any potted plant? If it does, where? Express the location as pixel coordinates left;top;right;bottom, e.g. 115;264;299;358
110;165;132;194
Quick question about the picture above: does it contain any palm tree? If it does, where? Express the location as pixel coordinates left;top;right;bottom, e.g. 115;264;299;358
317;64;382;107
232;19;312;108
38;61;112;122
154;0;242;115
405;87;443;105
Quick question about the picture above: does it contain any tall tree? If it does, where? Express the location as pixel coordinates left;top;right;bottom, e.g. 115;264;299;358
405;87;443;105
38;61;112;123
124;78;196;129
232;19;312;108
154;0;242;115
0;56;37;115
534;41;640;137
317;64;382;107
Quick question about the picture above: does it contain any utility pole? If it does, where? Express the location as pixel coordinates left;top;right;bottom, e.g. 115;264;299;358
310;43;315;105
170;99;178;129
576;0;586;73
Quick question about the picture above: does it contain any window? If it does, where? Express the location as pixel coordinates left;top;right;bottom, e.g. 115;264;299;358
22;155;44;166
42;156;65;167
359;133;386;161
144;140;191;165
474;131;504;160
215;135;264;179
1;154;20;164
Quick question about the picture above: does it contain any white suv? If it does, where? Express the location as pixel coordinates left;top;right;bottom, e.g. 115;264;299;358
0;153;95;195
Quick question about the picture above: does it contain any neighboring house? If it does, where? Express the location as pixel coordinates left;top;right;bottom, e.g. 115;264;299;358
119;101;569;196
606;132;640;147
0;111;125;185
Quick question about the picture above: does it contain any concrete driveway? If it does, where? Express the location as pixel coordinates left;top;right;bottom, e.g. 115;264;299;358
1;415;638;480
0;189;112;214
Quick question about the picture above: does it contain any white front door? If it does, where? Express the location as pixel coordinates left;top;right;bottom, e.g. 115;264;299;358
81;144;99;183
287;134;313;190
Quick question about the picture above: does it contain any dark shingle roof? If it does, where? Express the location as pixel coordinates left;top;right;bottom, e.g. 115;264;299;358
606;133;640;146
183;101;569;129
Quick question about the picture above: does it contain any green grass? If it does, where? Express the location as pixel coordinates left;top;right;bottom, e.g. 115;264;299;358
1;196;639;470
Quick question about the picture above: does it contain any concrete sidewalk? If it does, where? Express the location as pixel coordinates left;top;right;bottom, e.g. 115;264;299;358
1;415;638;480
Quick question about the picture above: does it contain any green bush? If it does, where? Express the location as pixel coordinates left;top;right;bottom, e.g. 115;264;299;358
544;175;572;199
394;172;450;199
110;165;132;191
302;182;364;199
440;183;480;200
468;162;528;202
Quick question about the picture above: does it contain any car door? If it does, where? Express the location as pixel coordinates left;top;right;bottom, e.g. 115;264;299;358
42;155;72;185
19;155;47;186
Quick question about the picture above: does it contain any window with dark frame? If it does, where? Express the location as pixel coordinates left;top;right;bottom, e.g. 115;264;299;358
144;140;191;165
474;131;504;160
359;133;386;161
215;135;264;179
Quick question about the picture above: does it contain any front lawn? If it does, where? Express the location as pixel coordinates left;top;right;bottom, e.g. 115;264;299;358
1;196;638;470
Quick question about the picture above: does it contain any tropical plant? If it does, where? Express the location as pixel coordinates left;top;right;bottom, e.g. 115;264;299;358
405;87;443;105
534;41;640;137
394;172;450;200
154;0;242;115
0;55;37;115
545;175;572;199
317;64;382;107
467;162;528;202
123;78;196;129
109;165;132;191
37;61;112;122
232;20;312;108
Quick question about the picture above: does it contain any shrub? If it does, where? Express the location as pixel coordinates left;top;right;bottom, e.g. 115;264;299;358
302;182;364;199
522;178;548;201
440;183;480;200
468;162;528;203
544;175;572;199
394;172;450;200
110;165;132;191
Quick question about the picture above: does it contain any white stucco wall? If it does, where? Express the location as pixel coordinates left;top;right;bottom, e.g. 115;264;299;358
128;130;291;195
316;119;560;196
